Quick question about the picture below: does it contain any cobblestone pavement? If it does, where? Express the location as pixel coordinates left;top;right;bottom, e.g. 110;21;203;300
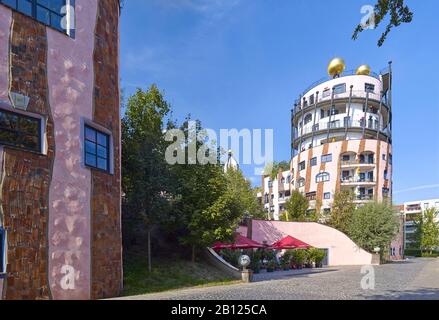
116;258;439;300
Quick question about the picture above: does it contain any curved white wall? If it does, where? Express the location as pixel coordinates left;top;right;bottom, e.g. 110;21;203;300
250;220;375;266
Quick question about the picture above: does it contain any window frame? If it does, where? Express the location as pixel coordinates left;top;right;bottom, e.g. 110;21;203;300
0;0;75;37
324;192;331;200
365;83;375;93
316;172;330;183
310;157;317;167
299;161;306;171
321;154;332;163
84;124;111;174
333;83;346;95
0;108;42;153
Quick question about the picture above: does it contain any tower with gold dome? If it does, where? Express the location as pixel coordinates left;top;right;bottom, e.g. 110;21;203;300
261;58;393;220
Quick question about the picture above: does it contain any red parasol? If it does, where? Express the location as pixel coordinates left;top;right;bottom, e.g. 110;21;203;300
212;234;265;250
270;235;313;250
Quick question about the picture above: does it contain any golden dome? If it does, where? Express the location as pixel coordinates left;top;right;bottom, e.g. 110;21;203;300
356;64;371;76
328;57;346;78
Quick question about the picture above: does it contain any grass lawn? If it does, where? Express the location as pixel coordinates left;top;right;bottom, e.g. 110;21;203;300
122;253;241;297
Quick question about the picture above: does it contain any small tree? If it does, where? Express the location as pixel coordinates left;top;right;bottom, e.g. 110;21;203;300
414;208;439;255
347;202;400;256
284;191;309;222
328;190;355;234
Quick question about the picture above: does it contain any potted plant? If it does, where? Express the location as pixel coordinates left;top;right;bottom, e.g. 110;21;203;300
266;260;276;272
314;249;326;268
305;249;316;268
291;250;306;269
280;251;291;271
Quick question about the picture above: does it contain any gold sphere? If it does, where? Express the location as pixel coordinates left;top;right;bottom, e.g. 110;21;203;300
328;57;346;78
356;64;371;76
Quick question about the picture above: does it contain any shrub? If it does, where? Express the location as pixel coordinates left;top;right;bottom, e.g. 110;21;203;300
291;250;306;266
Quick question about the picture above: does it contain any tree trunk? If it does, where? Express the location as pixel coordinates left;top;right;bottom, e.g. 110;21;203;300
148;229;152;273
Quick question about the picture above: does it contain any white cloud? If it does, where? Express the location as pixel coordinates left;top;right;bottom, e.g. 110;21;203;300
394;184;439;195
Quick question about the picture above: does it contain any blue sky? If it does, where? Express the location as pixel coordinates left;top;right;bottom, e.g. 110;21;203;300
120;0;439;204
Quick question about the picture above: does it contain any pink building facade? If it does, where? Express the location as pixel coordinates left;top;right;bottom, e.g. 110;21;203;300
0;0;122;300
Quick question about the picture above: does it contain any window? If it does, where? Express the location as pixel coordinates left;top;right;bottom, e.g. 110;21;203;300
321;154;332;163
316;172;330;183
298;178;305;188
342;155;350;162
281;177;286;184
306;192;316;201
389;154;393;165
285;190;291;197
383;154;386;161
304;114;313;125
384;170;389;180
299;161;306;171
0;0;74;36
264;194;269;204
0;227;5;274
310;157;317;167
309;94;315;105
268;181;273;188
0;109;41;153
287;175;292;184
365;83;375;93
322;89;330;98
383;188;390;198
333;83;346;94
85;125;110;173
279;192;284;199
424;203;430;210
324;192;331;200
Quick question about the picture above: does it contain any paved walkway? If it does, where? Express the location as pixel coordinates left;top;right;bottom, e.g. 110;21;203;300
115;258;439;300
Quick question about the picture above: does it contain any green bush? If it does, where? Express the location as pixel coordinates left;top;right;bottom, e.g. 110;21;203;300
404;249;422;257
421;252;439;258
291;250;306;266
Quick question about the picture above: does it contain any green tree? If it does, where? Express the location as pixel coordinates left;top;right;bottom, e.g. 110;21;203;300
225;169;266;220
352;0;414;47
122;85;174;272
347;202;400;255
283;191;311;222
328;191;355;234
414;208;439;255
266;161;290;181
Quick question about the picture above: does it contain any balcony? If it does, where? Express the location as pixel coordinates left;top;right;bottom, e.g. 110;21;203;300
340;159;375;169
294;88;386;116
341;177;376;186
354;194;375;202
295;119;390;140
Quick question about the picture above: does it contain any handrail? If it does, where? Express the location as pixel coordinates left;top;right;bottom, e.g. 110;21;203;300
341;177;376;183
295;119;388;138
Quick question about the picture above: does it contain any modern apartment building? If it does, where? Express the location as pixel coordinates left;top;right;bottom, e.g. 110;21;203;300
403;199;439;249
0;0;122;300
260;59;393;220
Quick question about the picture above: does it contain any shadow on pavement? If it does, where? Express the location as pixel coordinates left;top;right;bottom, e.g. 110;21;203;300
361;287;439;300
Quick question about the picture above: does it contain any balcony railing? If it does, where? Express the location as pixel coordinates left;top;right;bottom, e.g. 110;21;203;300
341;160;375;166
356;195;374;201
296;119;388;138
341;177;375;184
294;89;385;115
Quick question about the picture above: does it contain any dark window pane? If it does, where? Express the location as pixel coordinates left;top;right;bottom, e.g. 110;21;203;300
97;145;107;159
85;127;96;142
50;12;63;31
19;117;39;135
97;132;107;147
97;158;107;171
21;134;39;150
85;140;96;155
0;112;18;130
17;0;32;16
1;0;17;10
0;130;17;145
85;153;97;167
37;5;50;25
